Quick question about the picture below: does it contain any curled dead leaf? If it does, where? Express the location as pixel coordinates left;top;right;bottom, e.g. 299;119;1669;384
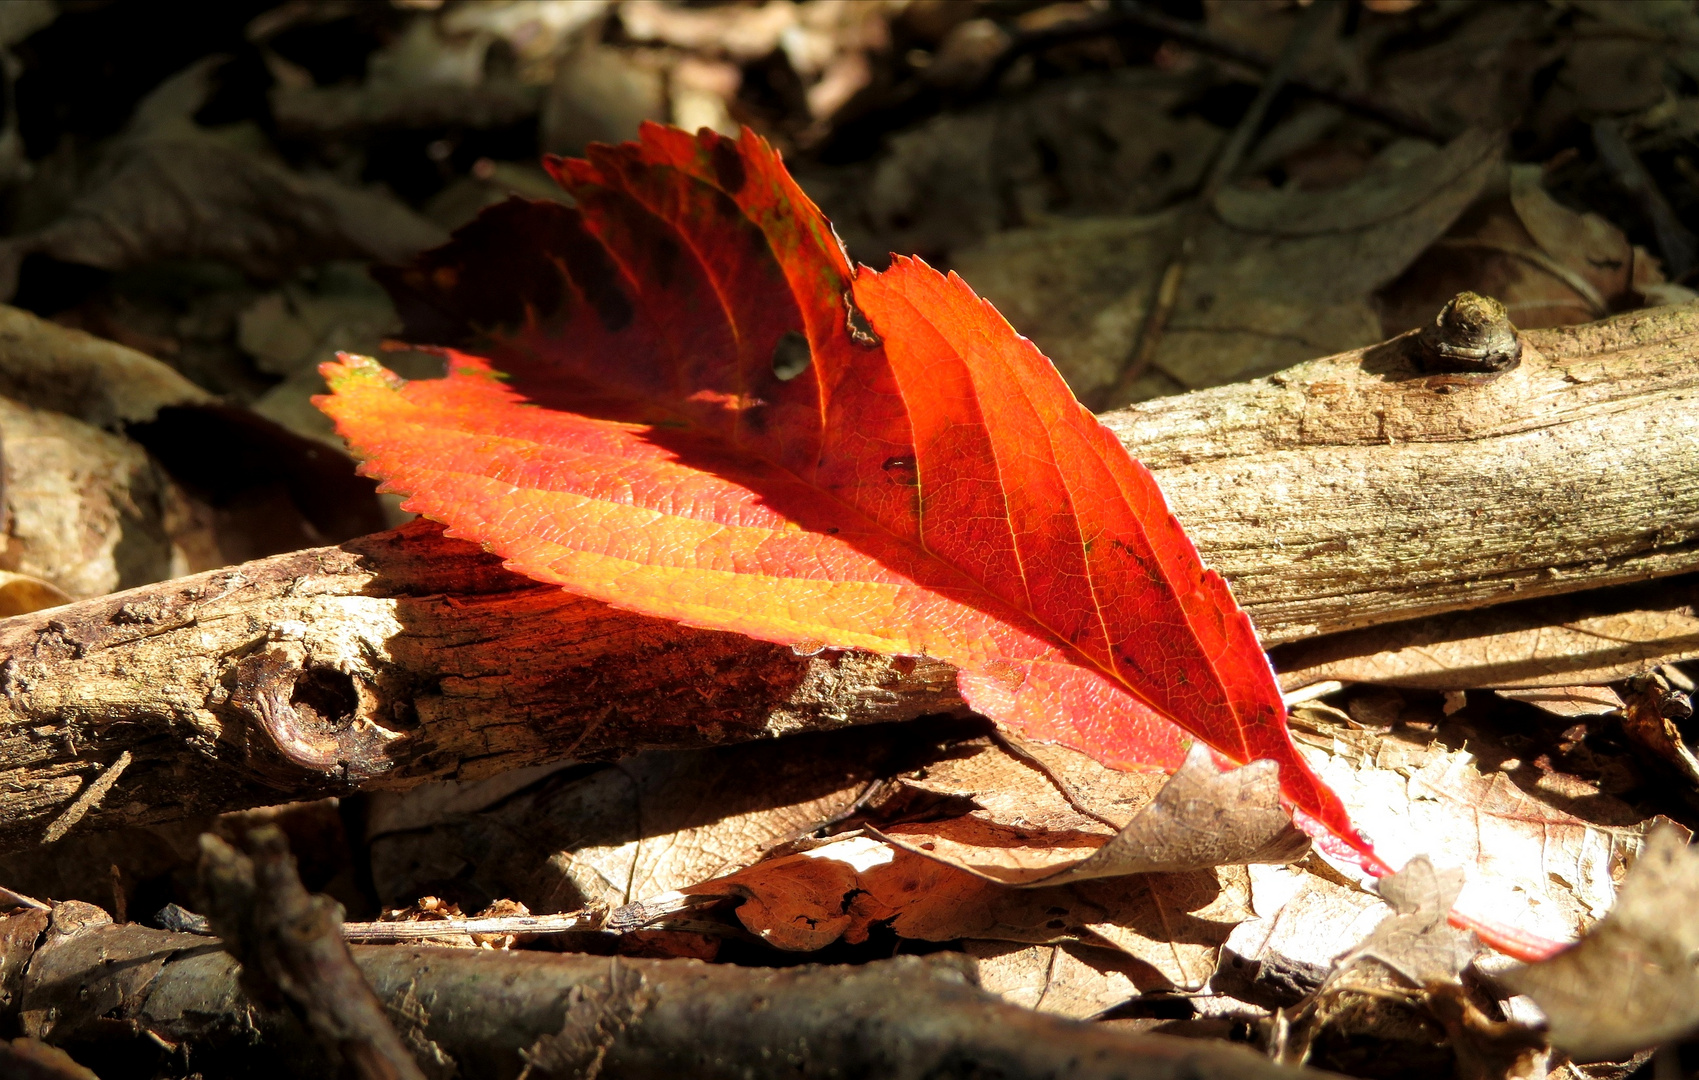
1493;686;1624;719
966;940;1164;1017
1504;824;1699;1063
0;572;70;617
875;743;1308;887
1616;673;1699;787
1291;704;1667;944
683;834;1252;991
1274;858;1480;1071
1341;857;1478;988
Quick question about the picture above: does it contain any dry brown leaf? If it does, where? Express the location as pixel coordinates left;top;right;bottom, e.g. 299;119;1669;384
371;726;1292;989
1372;2;1553;134
0;397;216;598
1377;162;1666;336
617;0;797;62
1292;708;1663;943
1426;982;1550;1080
0;63;445;301
1224;862;1390;974
0;572;70;618
588;735;1276;989
1504;824;1699;1063
1615;674;1699;786
1493;686;1624;719
0;135;447;301
0;304;211;430
876;743;1307;887
365;721;956;913
0;1037;100;1080
1508;166;1636;307
1274;578;1699;692
829;67;1221;265
237;265;420;449
0;908;51;1020
1338;857;1477;987
1273;858;1481;1072
684;834;1251;990
957;129;1499;403
966;940;1161;1017
540;41;669;155
893;735;1153;835
269;16;543;139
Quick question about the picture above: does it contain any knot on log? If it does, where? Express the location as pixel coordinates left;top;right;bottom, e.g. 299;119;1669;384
1419;292;1521;374
227;647;407;786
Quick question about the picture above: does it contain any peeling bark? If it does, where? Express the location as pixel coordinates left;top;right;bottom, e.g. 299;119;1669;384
1;304;1695;852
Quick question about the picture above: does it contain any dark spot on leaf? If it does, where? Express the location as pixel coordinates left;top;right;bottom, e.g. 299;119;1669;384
827;527;840;535
882;455;918;486
555;217;635;332
772;330;811;380
636;218;684;290
711;136;747;194
1046;919;1067;929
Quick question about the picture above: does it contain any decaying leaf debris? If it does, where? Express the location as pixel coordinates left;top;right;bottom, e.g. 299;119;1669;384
4;2;1699;1078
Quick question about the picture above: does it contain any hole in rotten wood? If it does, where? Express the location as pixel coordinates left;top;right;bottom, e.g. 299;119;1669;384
290;667;359;727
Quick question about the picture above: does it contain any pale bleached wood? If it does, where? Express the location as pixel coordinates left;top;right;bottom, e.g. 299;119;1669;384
1;303;1695;853
1103;302;1699;642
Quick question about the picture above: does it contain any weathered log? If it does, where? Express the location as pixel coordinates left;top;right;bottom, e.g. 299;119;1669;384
7;910;1318;1080
1099;302;1699;640
1;304;1695;852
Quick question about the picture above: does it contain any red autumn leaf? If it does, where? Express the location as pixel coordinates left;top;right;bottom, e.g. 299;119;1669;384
315;123;1381;869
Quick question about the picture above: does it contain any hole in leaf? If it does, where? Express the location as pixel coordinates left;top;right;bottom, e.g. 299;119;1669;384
772;330;811;380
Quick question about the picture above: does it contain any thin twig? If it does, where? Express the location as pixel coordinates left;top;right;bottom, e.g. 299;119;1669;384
976;3;1446;142
1281;681;1346;708
341;910;602;942
41;750;130;845
152;904;607;942
1095;0;1334;410
0;883;50;911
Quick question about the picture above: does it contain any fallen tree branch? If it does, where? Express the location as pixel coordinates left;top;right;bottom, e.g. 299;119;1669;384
1;303;1695;851
7;911;1319;1080
197;826;426;1080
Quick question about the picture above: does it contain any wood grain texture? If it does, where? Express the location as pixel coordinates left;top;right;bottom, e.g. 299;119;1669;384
1103;303;1699;641
1;303;1694;852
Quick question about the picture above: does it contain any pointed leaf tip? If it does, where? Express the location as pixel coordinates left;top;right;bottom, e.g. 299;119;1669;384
318;123;1381;868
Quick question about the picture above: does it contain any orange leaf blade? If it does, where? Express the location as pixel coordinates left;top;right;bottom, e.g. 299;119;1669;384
317;123;1379;866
